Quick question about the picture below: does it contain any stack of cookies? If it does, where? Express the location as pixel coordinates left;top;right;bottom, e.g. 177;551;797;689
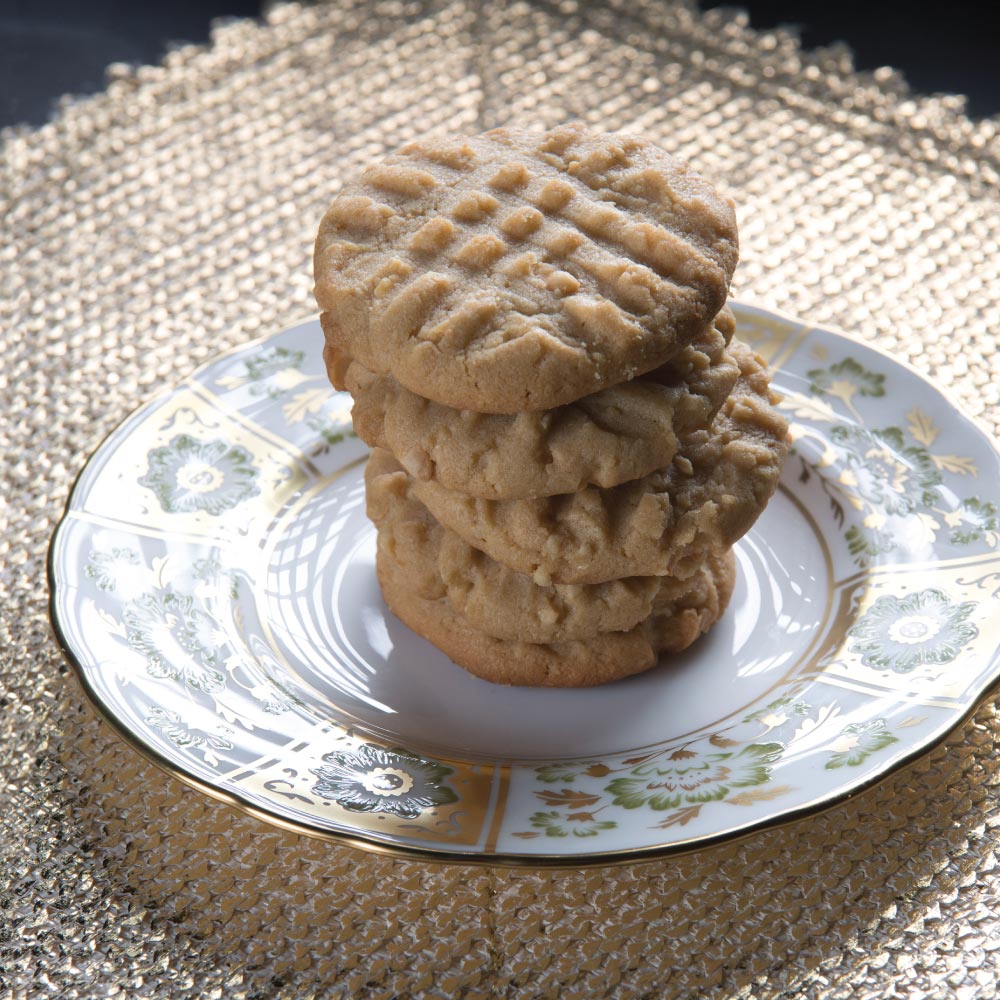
314;124;790;686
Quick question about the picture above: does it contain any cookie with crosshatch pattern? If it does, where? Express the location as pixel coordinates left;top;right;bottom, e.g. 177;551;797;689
345;305;738;499
314;123;739;413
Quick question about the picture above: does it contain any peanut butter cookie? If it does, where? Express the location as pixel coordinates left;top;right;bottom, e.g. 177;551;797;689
368;448;683;642
347;307;737;499
314;123;738;413
405;341;790;583
376;541;735;687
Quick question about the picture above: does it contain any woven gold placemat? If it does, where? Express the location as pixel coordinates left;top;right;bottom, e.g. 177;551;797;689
3;2;1000;996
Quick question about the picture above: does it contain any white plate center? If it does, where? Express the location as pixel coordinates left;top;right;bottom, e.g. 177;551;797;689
257;464;832;761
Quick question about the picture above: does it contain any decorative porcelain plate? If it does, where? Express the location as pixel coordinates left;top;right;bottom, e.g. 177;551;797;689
49;303;1000;866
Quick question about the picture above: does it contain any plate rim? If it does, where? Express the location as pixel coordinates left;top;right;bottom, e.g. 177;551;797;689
47;301;1000;868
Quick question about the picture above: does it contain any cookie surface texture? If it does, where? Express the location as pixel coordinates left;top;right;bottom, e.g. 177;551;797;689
410;340;790;583
375;542;736;687
348;306;738;499
314;123;739;413
367;450;666;642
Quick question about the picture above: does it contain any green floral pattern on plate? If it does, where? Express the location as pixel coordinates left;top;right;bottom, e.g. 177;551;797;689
786;353;994;567
848;589;979;673
85;547;141;591
243;346;306;392
311;745;458;819
948;498;1000;546
528;811;617;838
511;705;906;840
145;707;235;767
210;336;355;461
824;720;898;770
830;425;941;516
124;589;227;693
605;743;782;811
808;357;886;415
140;434;260;515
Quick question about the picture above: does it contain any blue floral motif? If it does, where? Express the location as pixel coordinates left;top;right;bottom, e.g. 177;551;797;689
311;744;457;819
848;589;978;673
139;434;259;515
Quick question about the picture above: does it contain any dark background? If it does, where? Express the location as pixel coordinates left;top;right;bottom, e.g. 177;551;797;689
1;1;998;128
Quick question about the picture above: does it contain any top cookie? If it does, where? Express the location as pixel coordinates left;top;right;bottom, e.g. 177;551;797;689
314;123;739;413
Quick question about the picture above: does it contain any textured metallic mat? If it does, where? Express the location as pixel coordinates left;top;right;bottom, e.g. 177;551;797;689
4;1;1000;996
